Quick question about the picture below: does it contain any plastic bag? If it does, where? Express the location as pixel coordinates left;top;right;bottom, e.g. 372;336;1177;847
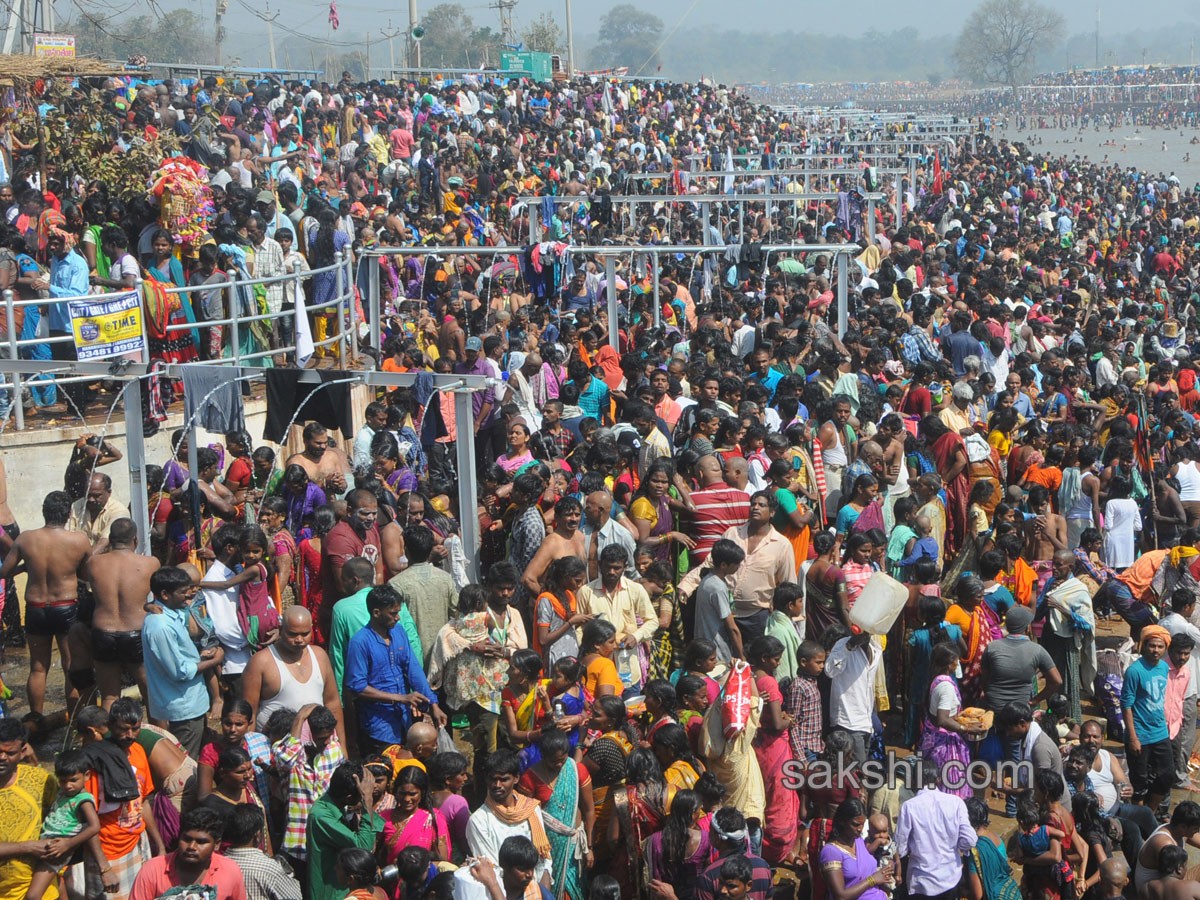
437;725;456;754
721;660;753;739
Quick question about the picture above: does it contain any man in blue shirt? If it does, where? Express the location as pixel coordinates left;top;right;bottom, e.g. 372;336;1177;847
37;229;91;411
1121;626;1172;810
940;310;981;377
142;566;224;759
344;585;446;752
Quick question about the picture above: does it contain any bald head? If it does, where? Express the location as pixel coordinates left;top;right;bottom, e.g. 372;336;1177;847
406;722;438;759
584;490;613;526
283;606;312;629
859;440;883;463
697;454;724;485
725;457;749;490
1099;858;1128;888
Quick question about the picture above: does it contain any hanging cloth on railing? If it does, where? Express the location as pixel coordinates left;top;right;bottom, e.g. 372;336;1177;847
263;369;356;443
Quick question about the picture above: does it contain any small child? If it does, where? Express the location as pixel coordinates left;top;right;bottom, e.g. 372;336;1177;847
898;516;940;568
866;813;897;872
676;674;711;754
545;657;587;752
1040;693;1081;747
1016;794;1075;890
785;639;826;764
202;525;280;651
27;750;105;900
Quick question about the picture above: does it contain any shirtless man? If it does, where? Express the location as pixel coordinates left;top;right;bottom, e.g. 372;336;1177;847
0;491;91;717
195;447;237;521
88;518;160;710
520;495;587;597
1143;846;1200;900
1024;484;1067;563
241;606;345;746
1136;801;1200;899
285;422;350;497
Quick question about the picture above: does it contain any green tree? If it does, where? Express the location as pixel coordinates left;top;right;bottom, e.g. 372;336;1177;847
520;13;564;54
72;7;209;63
953;0;1064;100
591;4;663;72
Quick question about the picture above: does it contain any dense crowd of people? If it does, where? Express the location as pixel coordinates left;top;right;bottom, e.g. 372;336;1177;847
1;65;1200;900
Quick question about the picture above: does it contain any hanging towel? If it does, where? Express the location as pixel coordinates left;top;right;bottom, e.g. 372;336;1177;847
181;365;245;434
263;369;356;443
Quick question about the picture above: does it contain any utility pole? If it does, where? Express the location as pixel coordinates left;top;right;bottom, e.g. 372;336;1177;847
264;3;279;69
381;20;403;76
564;0;574;74
408;0;420;68
489;0;516;45
215;0;227;65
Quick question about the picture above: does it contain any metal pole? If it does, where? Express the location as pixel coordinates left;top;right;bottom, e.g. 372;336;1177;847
452;389;479;585
651;253;660;328
4;290;21;432
335;251;348;365
701;202;712;246
367;253;381;351
836;253;848;339
529;204;542;243
604;255;618;351
228;273;241;366
893;176;901;229
186;424;201;553
123;378;150;556
564;0;574;76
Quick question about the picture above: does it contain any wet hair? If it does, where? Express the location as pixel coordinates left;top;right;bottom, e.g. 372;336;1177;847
338;848;379;887
224;803;266;846
54;749;90;779
509;648;544;681
427;751;468;789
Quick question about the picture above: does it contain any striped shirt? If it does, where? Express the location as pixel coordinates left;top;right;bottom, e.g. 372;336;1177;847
272;733;346;858
688;485;751;562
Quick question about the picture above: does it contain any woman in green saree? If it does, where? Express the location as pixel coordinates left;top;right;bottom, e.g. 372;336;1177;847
963;798;1022;900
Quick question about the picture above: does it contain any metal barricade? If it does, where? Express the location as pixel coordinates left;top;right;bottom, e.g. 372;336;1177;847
0;250;356;430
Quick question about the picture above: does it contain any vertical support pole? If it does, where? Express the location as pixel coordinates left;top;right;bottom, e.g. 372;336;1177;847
453;388;479;585
4;290;22;432
186;422;201;553
124;378;150;556
335;250;349;365
866;199;876;242
738;200;744;242
836;253;848;340
701;202;712;246
367;250;381;351
529;203;542;243
604;255;618;351
228;273;241;366
893;176;901;229
651;253;660;328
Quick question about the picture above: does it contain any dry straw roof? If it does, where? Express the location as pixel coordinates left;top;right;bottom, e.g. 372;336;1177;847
0;54;130;82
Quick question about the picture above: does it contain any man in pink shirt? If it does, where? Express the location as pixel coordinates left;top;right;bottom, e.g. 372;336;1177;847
129;808;247;900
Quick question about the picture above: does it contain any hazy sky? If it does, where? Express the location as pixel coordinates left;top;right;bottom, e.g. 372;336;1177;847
293;0;1197;40
197;0;1200;72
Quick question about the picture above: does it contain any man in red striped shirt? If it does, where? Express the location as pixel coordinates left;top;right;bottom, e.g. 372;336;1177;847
686;455;751;563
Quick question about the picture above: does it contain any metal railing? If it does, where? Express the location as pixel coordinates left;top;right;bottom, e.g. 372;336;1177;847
0;251;356;430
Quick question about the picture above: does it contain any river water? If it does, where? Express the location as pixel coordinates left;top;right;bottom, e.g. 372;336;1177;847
997;123;1200;185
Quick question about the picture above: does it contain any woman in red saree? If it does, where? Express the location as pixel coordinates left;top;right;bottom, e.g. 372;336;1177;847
609;747;676;900
922;416;969;558
944;575;1002;705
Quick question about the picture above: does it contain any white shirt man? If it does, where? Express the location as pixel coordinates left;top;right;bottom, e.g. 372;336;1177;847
203;556;250;677
824;634;881;763
896;778;977;898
